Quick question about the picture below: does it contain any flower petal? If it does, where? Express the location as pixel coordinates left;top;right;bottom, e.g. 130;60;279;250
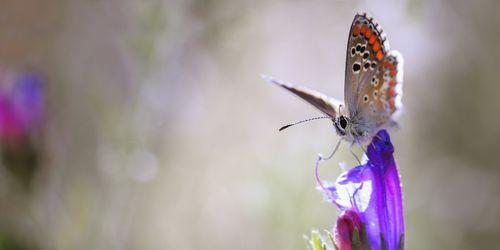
0;71;44;141
323;130;404;250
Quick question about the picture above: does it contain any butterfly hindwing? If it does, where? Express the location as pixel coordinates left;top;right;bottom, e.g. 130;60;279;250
356;51;403;132
262;75;341;118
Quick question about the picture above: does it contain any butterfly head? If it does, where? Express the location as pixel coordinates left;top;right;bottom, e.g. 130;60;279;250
334;115;351;136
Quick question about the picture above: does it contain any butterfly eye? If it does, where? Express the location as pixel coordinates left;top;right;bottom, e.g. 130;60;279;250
360;46;366;53
373;90;378;99
363;52;369;59
371;62;377;69
339;116;348;129
351;47;356;56
356;44;361;52
352;62;361;73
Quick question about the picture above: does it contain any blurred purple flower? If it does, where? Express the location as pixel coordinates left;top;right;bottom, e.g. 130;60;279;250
321;130;404;250
0;71;44;143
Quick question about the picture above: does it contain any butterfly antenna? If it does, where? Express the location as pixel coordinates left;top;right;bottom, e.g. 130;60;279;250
279;116;332;131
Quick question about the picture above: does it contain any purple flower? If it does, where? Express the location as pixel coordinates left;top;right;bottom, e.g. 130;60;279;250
0;71;44;143
321;130;404;250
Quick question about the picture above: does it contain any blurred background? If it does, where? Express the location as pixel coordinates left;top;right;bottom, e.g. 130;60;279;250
0;0;499;249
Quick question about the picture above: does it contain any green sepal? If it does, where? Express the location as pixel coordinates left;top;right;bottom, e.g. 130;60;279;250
324;229;337;250
380;233;388;250
359;224;371;250
397;234;405;250
351;228;362;250
308;231;327;250
333;243;339;250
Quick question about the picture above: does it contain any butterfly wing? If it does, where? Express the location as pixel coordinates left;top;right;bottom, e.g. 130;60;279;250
344;13;403;136
262;75;341;118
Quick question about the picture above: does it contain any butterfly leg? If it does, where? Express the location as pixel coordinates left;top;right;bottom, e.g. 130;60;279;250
322;137;342;161
355;138;367;155
374;133;384;141
349;142;362;165
371;134;385;152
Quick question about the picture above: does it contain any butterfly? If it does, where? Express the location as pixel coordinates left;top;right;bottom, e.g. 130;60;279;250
264;13;403;147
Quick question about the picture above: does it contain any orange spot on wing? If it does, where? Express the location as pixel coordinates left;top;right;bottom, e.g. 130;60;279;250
360;25;367;35
365;29;372;38
373;42;381;52
390;70;397;77
376;50;384;60
387;63;395;71
389;79;396;86
387;88;395;97
369;35;376;45
353;26;360;36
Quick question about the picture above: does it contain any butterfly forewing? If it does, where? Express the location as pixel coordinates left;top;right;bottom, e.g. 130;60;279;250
345;13;389;117
262;75;341;118
344;13;403;136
